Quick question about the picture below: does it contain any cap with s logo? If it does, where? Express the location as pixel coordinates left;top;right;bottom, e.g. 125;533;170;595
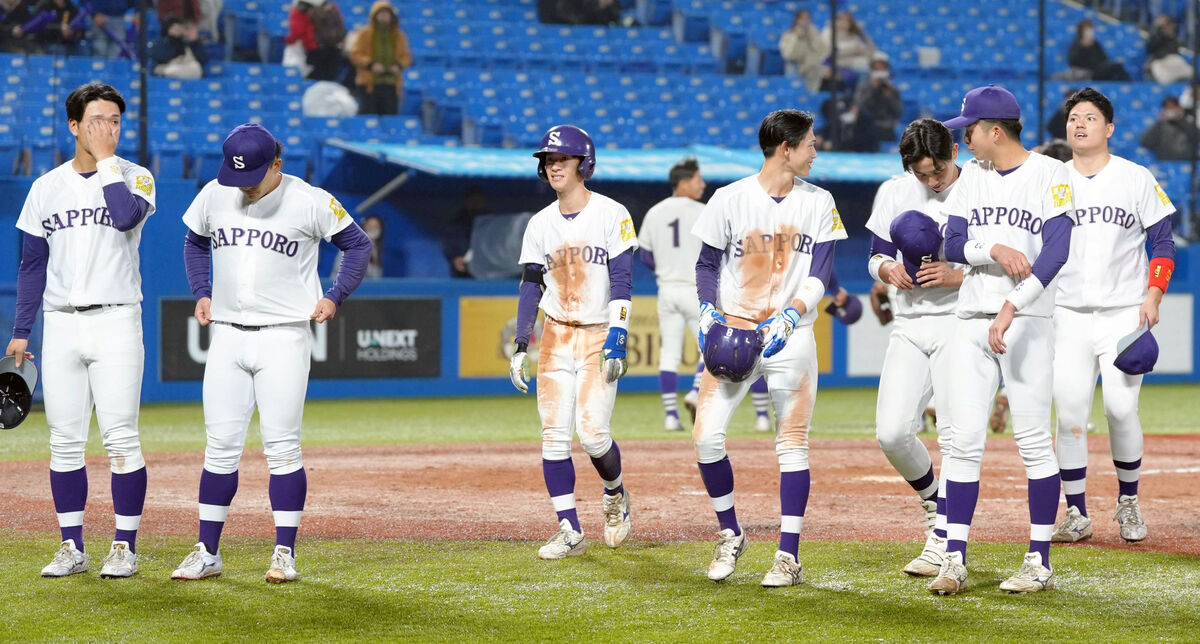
218;123;277;187
942;85;1022;129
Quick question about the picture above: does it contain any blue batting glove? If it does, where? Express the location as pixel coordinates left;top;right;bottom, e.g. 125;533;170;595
603;327;628;383
757;307;802;358
697;301;726;350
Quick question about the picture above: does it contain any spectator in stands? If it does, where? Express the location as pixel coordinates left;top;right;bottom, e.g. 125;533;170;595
149;16;208;79
285;0;345;81
1141;96;1200;161
11;0;81;54
1045;88;1078;139
88;0;130;58
852;52;903;147
349;0;412;116
538;0;621;26
778;8;828;93
1;0;35;52
1180;82;1200;128
1146;14;1192;84
1037;138;1072;162
445;185;488;278
1064;18;1129;81
821;10;874;88
153;0;199;29
817;95;875;152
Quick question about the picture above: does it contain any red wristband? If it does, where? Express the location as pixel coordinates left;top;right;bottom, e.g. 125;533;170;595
1148;257;1174;293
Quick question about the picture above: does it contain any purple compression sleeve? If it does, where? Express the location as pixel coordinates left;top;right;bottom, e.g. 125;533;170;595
514;264;544;349
102;182;151;232
325;224;372;306
608;248;633;301
1031;215;1072;287
13;233;48;339
696;243;723;304
183;231;212;300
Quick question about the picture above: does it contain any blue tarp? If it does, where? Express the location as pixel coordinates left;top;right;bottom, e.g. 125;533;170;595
328;140;908;183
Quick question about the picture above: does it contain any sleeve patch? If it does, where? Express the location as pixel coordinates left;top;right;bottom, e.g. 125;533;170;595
1154;183;1171;206
831;208;844;231
1051;184;1073;208
329;196;348;221
619;217;635;242
134;176;153;195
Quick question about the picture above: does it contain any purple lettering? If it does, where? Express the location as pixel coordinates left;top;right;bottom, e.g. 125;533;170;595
272;233;288;254
231;228;245;246
285;241;298;257
797;233;813;254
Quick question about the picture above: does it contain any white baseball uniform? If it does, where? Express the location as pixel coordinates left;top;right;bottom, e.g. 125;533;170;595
1053;156;1175;471
518;191;638;461
865;173;960;486
691;175;847;471
16;157;155;475
941;152;1073;497
182;173;352;475
638;195;704;372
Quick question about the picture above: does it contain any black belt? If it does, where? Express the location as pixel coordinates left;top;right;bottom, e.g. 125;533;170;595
214;320;302;332
71;304;127;312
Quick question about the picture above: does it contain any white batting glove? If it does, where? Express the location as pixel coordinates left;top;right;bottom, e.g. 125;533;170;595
697;301;726;349
757;307;801;359
509;351;529;394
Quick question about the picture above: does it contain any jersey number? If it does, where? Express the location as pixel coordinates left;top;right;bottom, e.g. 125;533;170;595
668;218;680;248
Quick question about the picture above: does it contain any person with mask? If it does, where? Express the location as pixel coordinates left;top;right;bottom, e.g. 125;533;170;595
1140;96;1200;161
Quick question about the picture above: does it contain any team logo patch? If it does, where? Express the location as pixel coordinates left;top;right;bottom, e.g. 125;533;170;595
106;163;121;175
1051;184;1073;208
1154;183;1171;207
831;208;844;231
134;175;153;196
619;217;635;242
329;197;348;221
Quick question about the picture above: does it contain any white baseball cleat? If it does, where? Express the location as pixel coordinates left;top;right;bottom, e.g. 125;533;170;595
920;498;938;535
1050;505;1093;543
602;491;632;548
707;528;747;582
683;390;699;423
41;539;89;577
761;550;803;587
754;415;771;432
1114;495;1148;542
665;415;683;431
928;551;967;595
999;552;1054;593
537;519;586;559
266;545;298;583
903;533;947;577
99;541;138;578
171;543;224;580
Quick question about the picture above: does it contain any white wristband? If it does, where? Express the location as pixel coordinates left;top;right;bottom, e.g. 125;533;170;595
963;241;996;266
608;299;631;331
96;157;124;186
867;254;892;282
795;276;825;314
1005;276;1045;311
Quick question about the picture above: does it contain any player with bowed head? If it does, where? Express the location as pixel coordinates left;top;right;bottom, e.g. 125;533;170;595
8;83;154;579
865;118;965;577
508;124;637;559
691;109;847;586
931;86;1073;595
1048;87;1175;545
171;124;372;583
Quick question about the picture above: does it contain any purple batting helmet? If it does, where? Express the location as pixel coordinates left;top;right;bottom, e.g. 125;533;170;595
703;321;764;383
825;295;863;325
890;210;943;281
533;124;596;181
0;356;37;430
1113;327;1158;375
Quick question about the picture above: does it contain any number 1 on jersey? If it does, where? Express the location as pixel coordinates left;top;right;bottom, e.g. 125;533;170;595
668;218;680;248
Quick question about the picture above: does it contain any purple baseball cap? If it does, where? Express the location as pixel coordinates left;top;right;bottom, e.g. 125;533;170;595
943;85;1021;129
218;123;277;187
824;295;863;325
1113;327;1158;375
890;210;942;281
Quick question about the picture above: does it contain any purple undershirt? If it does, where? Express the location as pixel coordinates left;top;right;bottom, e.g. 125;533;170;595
102;180;152;232
183;231;213;299
870;233;898;258
695;240;835;306
1145;218;1175;260
995;164;1021;177
943;216;970;264
944;214;1072;287
640;249;655;271
608;248;633;301
12;233;48;339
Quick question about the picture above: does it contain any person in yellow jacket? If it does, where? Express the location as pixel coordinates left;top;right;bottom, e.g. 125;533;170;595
349;0;412;115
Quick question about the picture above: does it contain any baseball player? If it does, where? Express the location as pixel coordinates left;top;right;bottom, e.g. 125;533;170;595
692;109;846;587
638;157;707;431
931;85;1073;595
7;83;153;579
509;124;636;559
865;118;965;577
171;123;372;583
1049;87;1175;544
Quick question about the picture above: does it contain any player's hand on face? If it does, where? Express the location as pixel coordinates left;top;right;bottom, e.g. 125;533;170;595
85;118;118;161
758;307;801;359
916;261;963;288
310;297;337;323
1140;289;1163;329
509;351;529;393
602;327;628;383
193;297;213;326
5;338;33;367
697;301;726;349
990;244;1032;280
880;260;914;290
989;302;1016;354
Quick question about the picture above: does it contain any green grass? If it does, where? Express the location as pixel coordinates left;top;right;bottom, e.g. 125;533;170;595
1;535;1196;642
4;384;1199;463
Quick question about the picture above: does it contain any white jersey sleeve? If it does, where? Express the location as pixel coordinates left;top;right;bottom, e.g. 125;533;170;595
182;181;214;236
306;188;354;241
864;174;903;241
606;199;639;258
1055;156;1177;309
640;196;704;287
101;156;158;216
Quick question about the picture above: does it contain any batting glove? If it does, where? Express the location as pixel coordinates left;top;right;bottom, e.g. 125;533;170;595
697;301;726;350
757;307;802;359
509;351;530;394
603;327;628;383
